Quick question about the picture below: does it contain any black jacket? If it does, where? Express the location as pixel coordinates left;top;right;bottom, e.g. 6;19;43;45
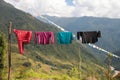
77;31;101;43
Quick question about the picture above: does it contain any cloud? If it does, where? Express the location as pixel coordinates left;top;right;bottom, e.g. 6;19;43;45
4;0;120;18
72;0;120;18
4;0;74;17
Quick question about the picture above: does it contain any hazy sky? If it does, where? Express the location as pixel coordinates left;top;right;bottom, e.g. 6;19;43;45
4;0;120;18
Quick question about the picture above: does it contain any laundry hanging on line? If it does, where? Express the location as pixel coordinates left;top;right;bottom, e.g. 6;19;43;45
34;31;54;45
13;29;32;54
13;29;75;54
13;29;102;54
57;32;73;44
77;31;101;43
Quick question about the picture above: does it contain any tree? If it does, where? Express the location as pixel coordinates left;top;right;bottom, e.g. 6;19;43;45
0;32;7;79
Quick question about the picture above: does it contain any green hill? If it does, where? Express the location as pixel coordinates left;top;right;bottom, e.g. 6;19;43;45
0;0;107;80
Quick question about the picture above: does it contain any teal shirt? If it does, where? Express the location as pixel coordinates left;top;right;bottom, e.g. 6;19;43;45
57;32;73;44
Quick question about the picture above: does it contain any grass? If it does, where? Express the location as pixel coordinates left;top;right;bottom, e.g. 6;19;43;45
4;52;105;80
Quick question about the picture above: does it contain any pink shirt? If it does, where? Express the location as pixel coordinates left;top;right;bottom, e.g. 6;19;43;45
34;32;54;45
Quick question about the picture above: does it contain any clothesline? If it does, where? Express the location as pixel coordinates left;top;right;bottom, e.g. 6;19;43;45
13;28;120;59
88;43;120;59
